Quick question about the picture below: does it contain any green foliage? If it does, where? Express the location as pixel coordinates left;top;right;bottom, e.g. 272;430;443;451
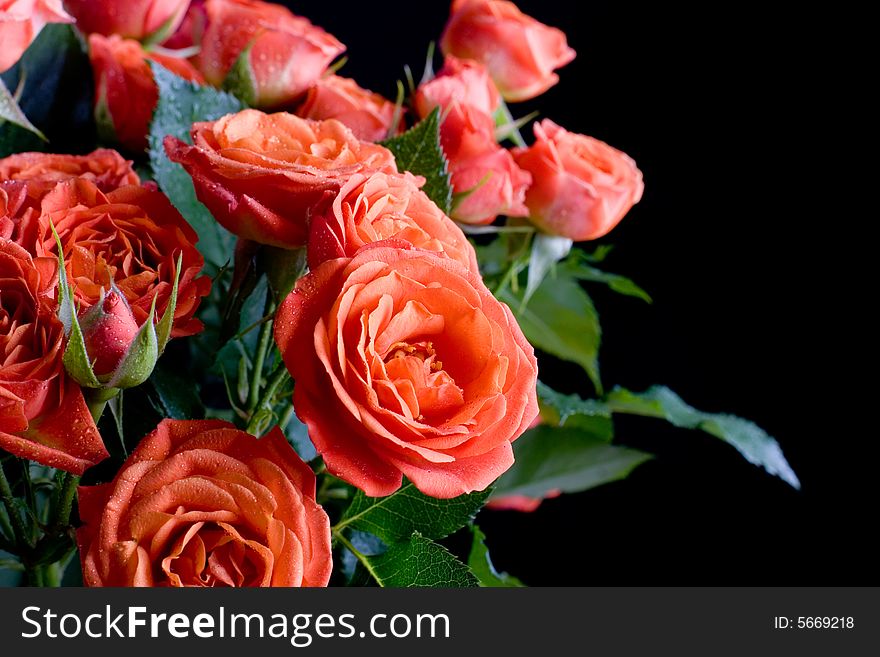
338;482;491;544
606;386;800;488
493;425;652;500
148;63;243;269
358;532;478;588
468;525;524;587
222;44;258;107
561;255;652;303
381;107;452;213
0;25;95;157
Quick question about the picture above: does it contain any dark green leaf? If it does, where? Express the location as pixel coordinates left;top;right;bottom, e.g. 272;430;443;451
605;386;800;489
148;63;243;269
149;360;206;420
561;257;652;303
536;381;613;437
0;25;95;157
338;481;491;544
499;272;603;393
468;525;523;587
360;532;478;588
381;107;452;213
493;425;652;499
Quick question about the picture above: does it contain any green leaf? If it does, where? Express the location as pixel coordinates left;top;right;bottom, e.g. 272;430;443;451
148;63;243;269
499;272;603;394
468;525;524;587
148;361;206;420
536;381;613;436
605;386;800;489
358;532;478;588
380;107;452;214
221;42;257;107
525;233;573;305
337;481;491;544
561;256;652;303
0;76;45;139
259;246;307;301
1;25;95;157
493;425;652;500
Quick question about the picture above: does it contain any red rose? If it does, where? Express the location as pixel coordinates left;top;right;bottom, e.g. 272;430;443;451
79;291;142;377
77;419;332;587
450;146;531;225
195;0;345;109
0;239;107;473
0;0;72;73
88;33;205;153
440;0;575;102
296;75;399;143
275;243;539;499
63;0;190;41
308;171;478;271
414;55;500;119
31;178;209;338
513;119;644;241
165;109;398;249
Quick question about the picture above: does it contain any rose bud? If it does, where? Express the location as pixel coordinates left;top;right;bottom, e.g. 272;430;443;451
275;242;539;499
0;239;108;473
308;171;478;271
195;0;345;109
450;146;531;224
88;33;205;153
79;291;142;377
77;419;332;587
296;75;400;142
513;119;644;241
440;0;575;102
0;0;72;72
160;0;206;50
434;100;497;163
486;489;562;512
414;55;500;119
63;0;190;41
165;110;397;249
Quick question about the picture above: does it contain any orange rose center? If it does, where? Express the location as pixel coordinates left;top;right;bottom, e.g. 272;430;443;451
161;521;266;588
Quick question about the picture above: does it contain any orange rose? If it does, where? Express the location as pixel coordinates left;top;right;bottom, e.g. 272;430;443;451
450;146;531;225
308;171;478;271
29;178;209;338
166;109;398;249
275;243;539;499
77;419;332;587
513;119;644;241
0;239;108;473
414;55;500;119
88;33;205;153
0;0;72;73
440;0;575;102
296;75;399;143
63;0;190;40
195;0;345;109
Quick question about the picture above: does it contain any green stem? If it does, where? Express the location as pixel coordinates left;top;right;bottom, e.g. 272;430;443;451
333;530;381;586
245;363;290;436
52;472;80;531
0;504;14;546
246;298;277;414
0;460;30;549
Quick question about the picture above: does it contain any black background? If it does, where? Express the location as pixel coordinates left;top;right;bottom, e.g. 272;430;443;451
286;1;869;585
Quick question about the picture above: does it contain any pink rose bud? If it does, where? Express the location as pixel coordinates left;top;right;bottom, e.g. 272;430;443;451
451;146;531;225
440;0;575;102
296;75;399;142
0;0;73;73
513;119;644;241
63;0;190;41
81;291;141;377
414;55;501;118
195;0;345;109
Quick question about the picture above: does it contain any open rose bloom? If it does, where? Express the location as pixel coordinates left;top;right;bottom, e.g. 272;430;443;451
77;420;332;587
0;0;802;591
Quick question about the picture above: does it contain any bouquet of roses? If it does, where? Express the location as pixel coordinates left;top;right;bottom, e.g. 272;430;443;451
0;0;797;587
